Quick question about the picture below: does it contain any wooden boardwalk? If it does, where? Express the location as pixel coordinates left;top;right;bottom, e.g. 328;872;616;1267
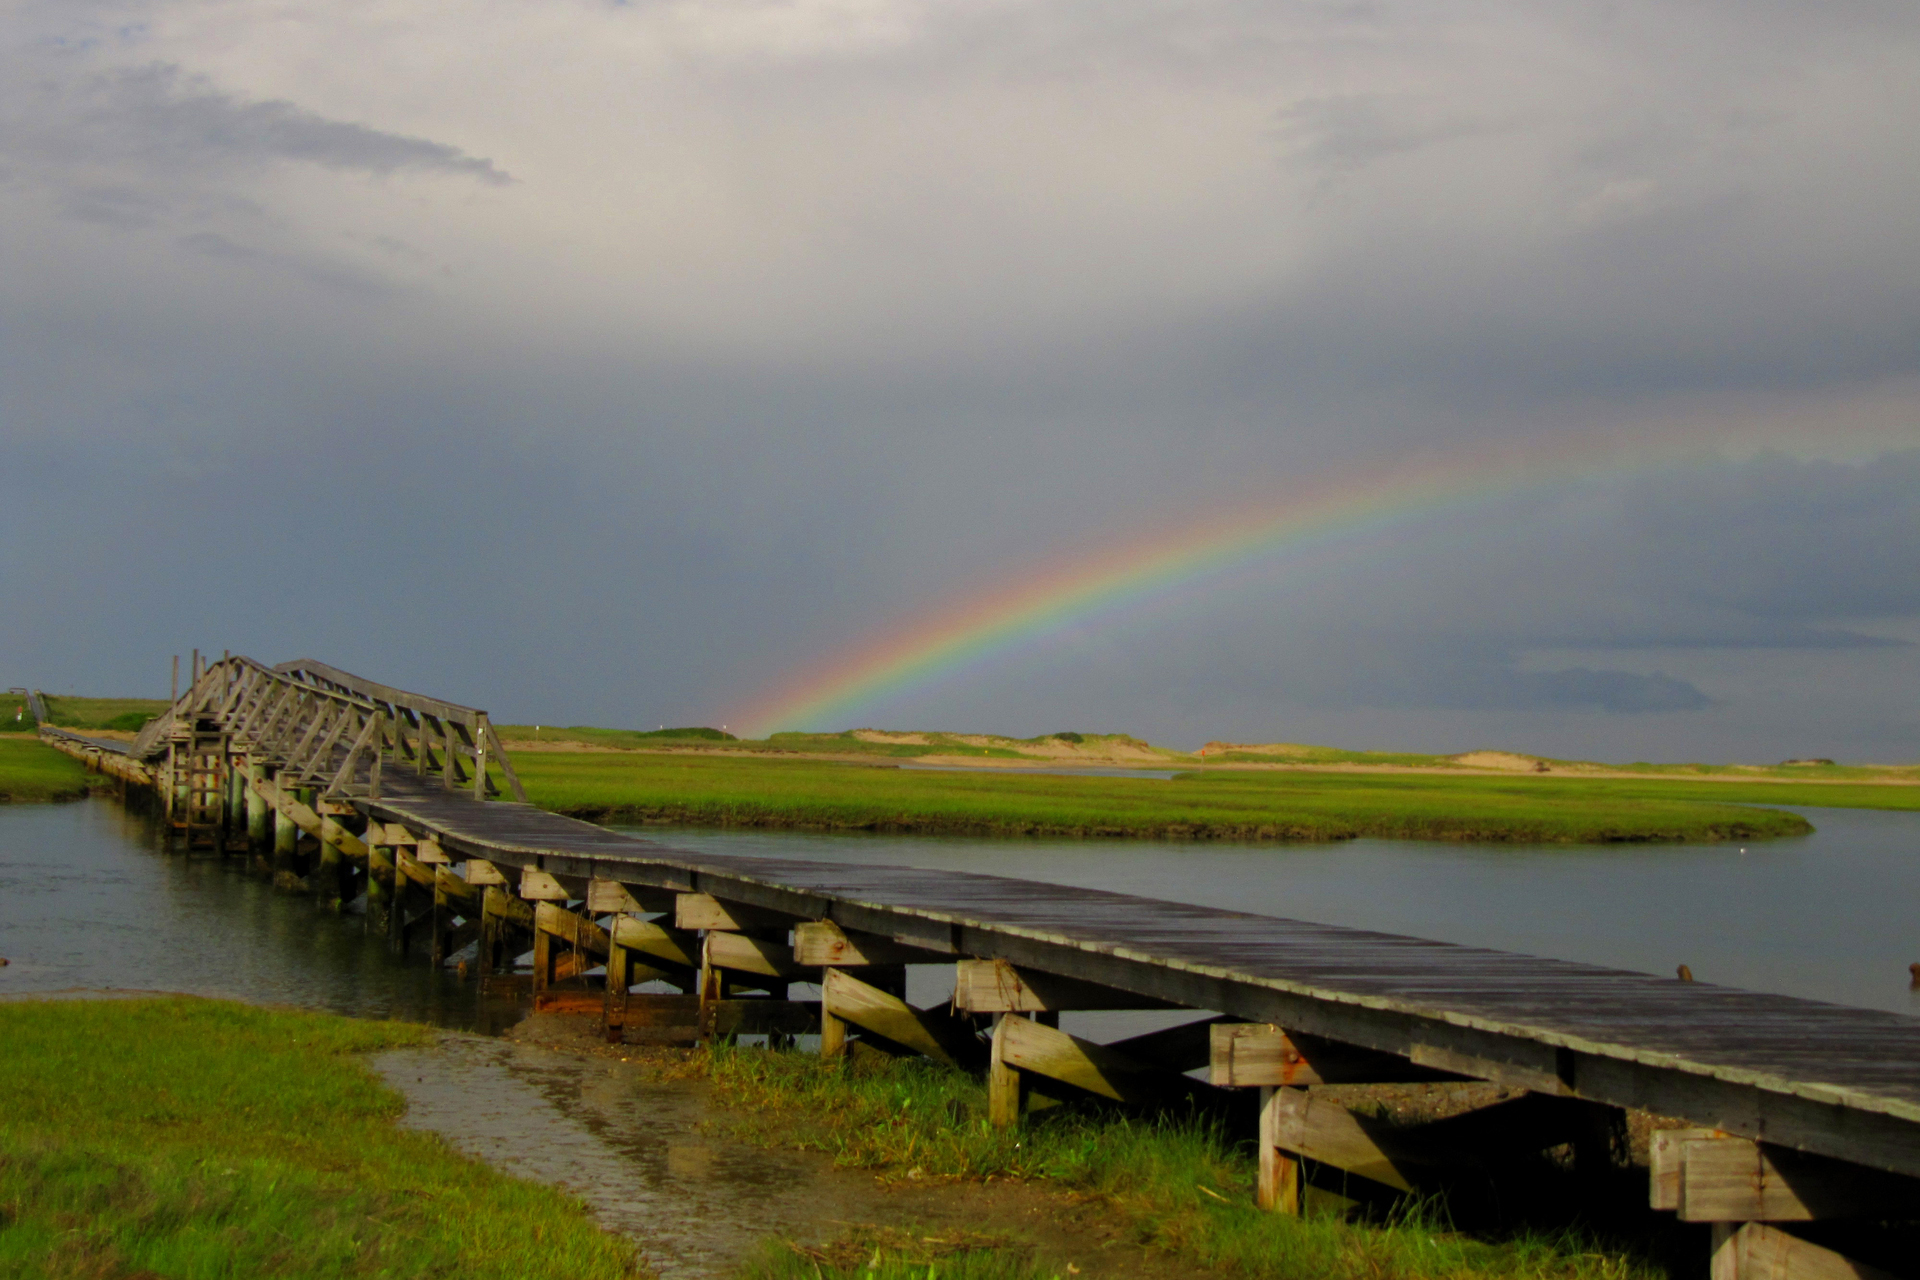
40;656;1920;1278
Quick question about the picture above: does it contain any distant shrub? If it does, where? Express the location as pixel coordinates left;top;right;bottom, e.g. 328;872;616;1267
636;726;737;741
1051;732;1084;744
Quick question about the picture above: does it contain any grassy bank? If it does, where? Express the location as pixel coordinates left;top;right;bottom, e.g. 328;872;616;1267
37;694;170;733
705;1046;1654;1280
510;752;1810;843
0;736;95;802
0;997;646;1279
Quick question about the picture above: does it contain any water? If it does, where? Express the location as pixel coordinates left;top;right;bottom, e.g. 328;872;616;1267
619;807;1920;1018
0;799;512;1028
3;797;1917;1018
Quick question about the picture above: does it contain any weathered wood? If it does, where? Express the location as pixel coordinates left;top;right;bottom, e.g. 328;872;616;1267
483;885;533;927
1269;1088;1421;1193
820;968;979;1066
794;920;948;966
1259;1086;1303;1214
1713;1223;1899;1280
610;915;702;969
676;893;800;932
535;901;612;957
1212;1023;1458;1087
587;878;676;914
954;959;1177;1012
819;968;850;1061
994;1013;1198;1106
366;845;395;932
1652;1128;1724;1211
707;930;810;980
464;858;508;886
519;868;571;901
1095;1015;1235;1073
434;863;483;907
1674;1133;1920;1222
414;836;449;863
989;1015;1023;1128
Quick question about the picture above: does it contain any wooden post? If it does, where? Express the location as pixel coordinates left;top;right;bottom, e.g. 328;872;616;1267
272;800;298;879
315;820;344;912
430;872;451;967
1259;1086;1303;1214
819;966;848;1061
366;844;394;934
245;764;269;850
989;1015;1023;1128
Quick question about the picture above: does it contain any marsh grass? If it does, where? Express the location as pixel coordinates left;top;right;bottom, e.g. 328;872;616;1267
0;998;647;1279
510;751;1810;843
739;1226;1049;1280
0;736;94;801
36;694;170;732
705;1047;1654;1280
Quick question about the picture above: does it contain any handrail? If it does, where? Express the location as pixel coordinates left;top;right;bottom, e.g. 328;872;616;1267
121;654;525;804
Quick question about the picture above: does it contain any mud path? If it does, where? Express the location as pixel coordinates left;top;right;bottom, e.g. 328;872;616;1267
374;1015;1204;1279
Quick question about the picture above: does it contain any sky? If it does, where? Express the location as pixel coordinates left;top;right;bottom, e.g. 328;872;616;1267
3;0;1917;762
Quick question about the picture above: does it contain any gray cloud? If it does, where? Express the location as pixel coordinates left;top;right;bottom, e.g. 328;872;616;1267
8;63;510;186
1;0;1916;764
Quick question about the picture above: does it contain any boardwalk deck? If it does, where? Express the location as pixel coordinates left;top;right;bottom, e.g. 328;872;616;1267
38;660;1920;1277
363;772;1920;1182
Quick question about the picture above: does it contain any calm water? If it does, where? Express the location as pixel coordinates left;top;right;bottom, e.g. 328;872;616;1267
2;796;1917;1021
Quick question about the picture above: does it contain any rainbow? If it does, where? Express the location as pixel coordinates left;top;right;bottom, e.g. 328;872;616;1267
734;423;1915;736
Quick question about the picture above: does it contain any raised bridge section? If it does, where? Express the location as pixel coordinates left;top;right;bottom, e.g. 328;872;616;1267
40;655;1920;1278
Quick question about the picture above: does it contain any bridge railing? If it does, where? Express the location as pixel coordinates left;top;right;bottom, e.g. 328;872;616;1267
126;655;525;803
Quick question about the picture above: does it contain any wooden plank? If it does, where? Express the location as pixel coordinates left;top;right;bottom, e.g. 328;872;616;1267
1268;1088;1421;1193
482;885;533;927
414;835;448;863
996;1014;1195;1106
1716;1222;1899;1280
609;915;702;969
1678;1135;1919;1222
1109;1015;1235;1073
535;901;611;957
1212;1023;1456;1087
587;878;675;914
519;868;571;901
434;864;483;908
821;968;979;1066
794;920;946;966
676;893;799;931
395;848;435;889
705;930;809;980
954;959;1177;1012
1259;1087;1303;1214
1652;1129;1723;1211
464;858;508;886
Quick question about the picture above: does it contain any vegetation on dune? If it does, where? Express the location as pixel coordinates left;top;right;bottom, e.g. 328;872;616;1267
0;998;646;1280
36;694;170;732
1181;767;1920;815
509;751;1809;843
497;723;740;747
0;736;96;802
708;1046;1655;1280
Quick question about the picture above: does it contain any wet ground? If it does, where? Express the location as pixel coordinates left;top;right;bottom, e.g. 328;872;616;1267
373;1011;1204;1279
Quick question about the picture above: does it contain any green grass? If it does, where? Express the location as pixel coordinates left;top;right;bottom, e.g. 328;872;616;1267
510;751;1810;843
0;737;95;802
706;1047;1652;1280
1196;768;1920;815
37;694;170;732
0;997;647;1280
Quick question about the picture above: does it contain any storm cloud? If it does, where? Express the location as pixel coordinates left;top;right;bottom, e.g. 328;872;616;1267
2;0;1916;762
